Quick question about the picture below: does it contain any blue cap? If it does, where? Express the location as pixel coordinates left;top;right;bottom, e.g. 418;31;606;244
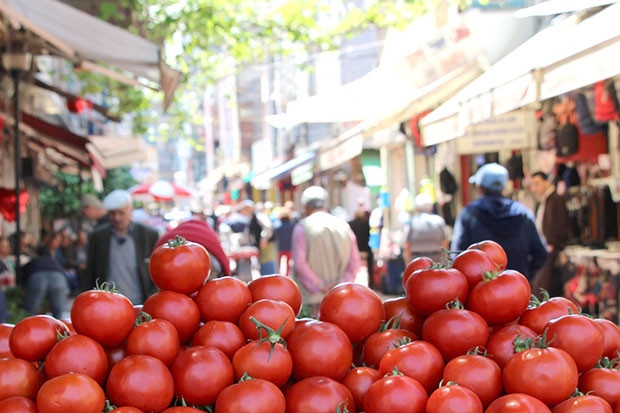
469;163;508;192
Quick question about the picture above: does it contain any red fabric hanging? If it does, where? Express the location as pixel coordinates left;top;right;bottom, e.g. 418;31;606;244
0;188;30;222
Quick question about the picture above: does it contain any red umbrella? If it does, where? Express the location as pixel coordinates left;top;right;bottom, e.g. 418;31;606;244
129;180;193;202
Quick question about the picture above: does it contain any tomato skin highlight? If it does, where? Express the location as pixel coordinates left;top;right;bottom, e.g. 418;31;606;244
194;276;252;324
247;274;303;315
142;290;201;344
191;320;246;359
0;396;37;413
579;367;620;408
150;239;211;294
363;374;428;413
545;314;604;372
405;268;469;316
0;358;41;401
486;393;552;412
232;340;292;387
451;248;498;290
426;383;483;413
126;318;180;367
552;394;613;413
286;376;355;413
44;334;109;386
442;353;502;407
36;373;106;413
467;240;507;270
215;378;286;413
9;315;69;362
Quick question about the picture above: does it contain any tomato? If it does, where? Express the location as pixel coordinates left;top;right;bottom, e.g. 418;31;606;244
503;346;578;407
9;315;69;362
109;408;143;413
106;355;175;412
318;282;385;344
215;378;286;413
579;366;620;407
142;290;201;344
466;269;531;326
402;256;434;288
363;374;427;413
383;296;425;337
616;400;620;413
362;328;417;368
486;393;552;412
150;236;211;294
341;367;381;412
232;340;292;387
194;276;252;324
247;274;303;315
421;306;488;362
467;240;507;270
451;248;498;290
486;324;537;369
545;314;604;372
105;344;127;372
191;320;246;359
171;346;234;406
0;358;40;401
405;268;468;316
0;396;37;413
442;352;502;407
238;299;296;341
44;334;108;385
552;394;612;413
286;320;353;381
378;340;444;395
0;324;14;359
286;376;355;413
70;289;136;347
519;296;580;335
162;408;204;413
36;373;105;413
593;318;620;359
126;318;179;367
426;383;483;413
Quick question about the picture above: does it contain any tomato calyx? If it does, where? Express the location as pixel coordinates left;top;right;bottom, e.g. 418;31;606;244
445;298;465;310
595;356;620;369
134;311;152;327
336;400;351;413
480;270;499;282
94;279;121;294
249;316;288;359
165;235;188;248
466;346;491;357
238;372;255;382
379;314;403;331
513;328;555;353
385;366;405;377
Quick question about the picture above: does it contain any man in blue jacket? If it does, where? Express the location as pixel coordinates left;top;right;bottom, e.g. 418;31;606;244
451;163;548;281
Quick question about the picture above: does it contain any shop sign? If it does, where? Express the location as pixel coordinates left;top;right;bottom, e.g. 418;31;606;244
456;110;534;154
318;133;363;171
291;162;314;186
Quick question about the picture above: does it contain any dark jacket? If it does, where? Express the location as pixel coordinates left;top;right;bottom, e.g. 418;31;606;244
348;217;371;253
451;195;548;280
541;190;570;250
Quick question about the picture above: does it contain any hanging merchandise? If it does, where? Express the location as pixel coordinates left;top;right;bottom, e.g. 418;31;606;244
537;98;558;150
0;188;29;222
554;97;579;157
594;79;620;122
505;153;524;180
573;92;607;135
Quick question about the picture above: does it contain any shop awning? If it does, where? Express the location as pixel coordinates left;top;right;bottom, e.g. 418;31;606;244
86;135;149;170
251;151;316;189
0;0;182;111
421;3;620;146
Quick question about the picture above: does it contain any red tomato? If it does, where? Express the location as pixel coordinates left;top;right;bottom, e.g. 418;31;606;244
362;328;417;368
503;346;578;407
466;269;531;326
215;378;286;413
341;367;381;412
451;248;498;290
0;396;37;413
237;299;296;341
9;315;69;362
382;296;425;337
232;340;292;387
109;408;143;413
318;282;385;344
552;394;612;413
36;373;105;413
150;237;211;294
545;314;604;372
191;320;246;359
421;306;488;362
519;296;580;335
44;334;108;385
105;344;127;372
442;352;502;407
70;289;135;347
402;256;434;288
378;340;444;395
579;366;620;407
171;346;234;406
286;376;354;413
286;320;353;381
486;393;552;412
363;374;427;413
485;323;537;369
0;324;13;359
142;290;201;344
247;274;302;315
426;383;483;413
106;355;175;412
194;276;252;323
126;318;180;367
405;268;468;316
467;240;507;270
593;318;620;359
0;358;40;401
162;408;204;413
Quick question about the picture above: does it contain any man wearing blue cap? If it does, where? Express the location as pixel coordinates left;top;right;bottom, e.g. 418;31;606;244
451;163;548;281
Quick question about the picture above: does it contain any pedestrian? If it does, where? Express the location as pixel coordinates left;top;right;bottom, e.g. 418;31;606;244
348;203;374;288
403;193;449;265
451;163;548;281
529;171;571;297
80;193;109;233
254;202;277;275
274;206;296;276
292;186;361;315
0;237;16;288
82;189;160;305
65;229;88;296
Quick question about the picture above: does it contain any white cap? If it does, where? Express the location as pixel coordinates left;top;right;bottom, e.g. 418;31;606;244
103;189;132;210
301;186;328;209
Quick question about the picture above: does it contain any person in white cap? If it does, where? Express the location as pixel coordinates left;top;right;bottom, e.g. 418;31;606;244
292;186;361;315
451;163;548;281
82;189;160;304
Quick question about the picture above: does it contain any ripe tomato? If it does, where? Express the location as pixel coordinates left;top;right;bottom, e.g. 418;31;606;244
194;276;252;324
70;289;135;347
579;366;620;407
382;296;425;337
545;314;604;372
362;329;417;368
402;256;434;288
191;320;246;359
247;274;302;315
286;376;354;413
142;290;201;344
105;344;127;372
286;320;353;381
552;394;612;412
442;352;502;407
519;296;580;335
0;323;14;359
232;340;292;387
215;378;286;413
126;318;180;367
485;323;537;369
109;408;142;413
341;367;381;411
150;236;211;294
171;346;234;406
237;299;296;341
9;315;69;362
318;282;385;344
451;248;498;290
486;393;551;412
36;373;105;413
426;383;483;413
162;408;204;413
44;334;108;385
0;358;40;401
467;240;507;270
378;340;444;395
405;268;468;316
363;374;427;413
593;318;620;359
503;346;578;407
0;396;37;413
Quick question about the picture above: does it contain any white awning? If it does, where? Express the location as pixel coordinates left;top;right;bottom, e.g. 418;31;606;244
421;2;620;146
86;136;149;170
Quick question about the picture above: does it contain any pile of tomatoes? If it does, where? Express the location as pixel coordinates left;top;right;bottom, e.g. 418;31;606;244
1;238;620;412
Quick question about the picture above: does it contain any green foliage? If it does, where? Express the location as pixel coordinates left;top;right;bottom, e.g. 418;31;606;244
5;286;29;324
